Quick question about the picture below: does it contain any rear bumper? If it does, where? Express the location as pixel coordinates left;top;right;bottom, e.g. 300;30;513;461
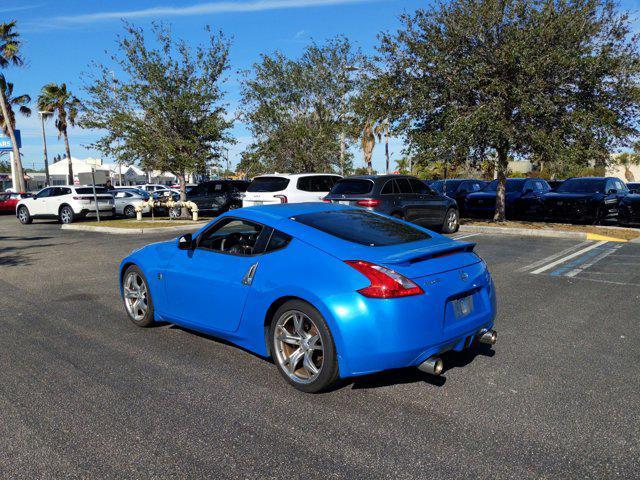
81;207;115;217
329;261;497;377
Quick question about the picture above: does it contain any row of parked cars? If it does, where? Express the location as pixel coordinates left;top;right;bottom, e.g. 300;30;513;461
6;173;640;228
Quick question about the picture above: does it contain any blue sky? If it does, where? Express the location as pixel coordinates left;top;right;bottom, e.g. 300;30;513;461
3;0;426;173
4;0;640;172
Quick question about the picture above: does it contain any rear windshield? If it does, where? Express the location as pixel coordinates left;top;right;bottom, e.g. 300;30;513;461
75;187;109;194
247;177;290;192
483;179;526;193
293;209;430;246
555;179;605;194
330;179;373;195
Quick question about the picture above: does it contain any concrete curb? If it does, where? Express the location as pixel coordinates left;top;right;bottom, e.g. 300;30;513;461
61;223;203;235
458;224;634;243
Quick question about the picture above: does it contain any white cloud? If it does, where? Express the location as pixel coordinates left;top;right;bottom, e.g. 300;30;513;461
45;0;378;26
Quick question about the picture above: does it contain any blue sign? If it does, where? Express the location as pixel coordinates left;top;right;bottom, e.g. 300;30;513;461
0;130;21;151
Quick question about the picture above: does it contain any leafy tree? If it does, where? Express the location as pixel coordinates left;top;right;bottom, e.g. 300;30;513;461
0;75;31;135
82;23;233;208
0;21;26;192
37;83;81;184
240;37;365;175
379;0;640;221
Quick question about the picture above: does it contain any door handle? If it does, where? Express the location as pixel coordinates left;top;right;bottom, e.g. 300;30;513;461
242;262;259;286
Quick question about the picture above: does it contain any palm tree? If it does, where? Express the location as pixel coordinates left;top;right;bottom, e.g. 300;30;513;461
37;83;81;184
0;21;26;192
616;152;640;182
0;75;31;130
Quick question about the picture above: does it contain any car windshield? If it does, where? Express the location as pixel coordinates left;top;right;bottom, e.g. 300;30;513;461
555;179;605;194
75;187;109;194
247;177;290;192
330;179;373;195
483;179;526;193
293;209;431;246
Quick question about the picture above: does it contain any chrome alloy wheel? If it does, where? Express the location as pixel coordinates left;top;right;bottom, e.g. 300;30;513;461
273;310;324;384
123;272;149;321
446;209;458;231
18;207;29;223
60;207;73;224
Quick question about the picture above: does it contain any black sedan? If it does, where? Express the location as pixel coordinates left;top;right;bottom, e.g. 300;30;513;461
430;179;487;215
541;177;629;224
618;193;640;226
325;175;459;233
627;182;640;194
464;178;551;219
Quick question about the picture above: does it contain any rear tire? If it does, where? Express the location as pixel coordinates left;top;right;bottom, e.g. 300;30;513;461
17;206;32;224
270;300;339;393
442;208;459;233
59;205;76;224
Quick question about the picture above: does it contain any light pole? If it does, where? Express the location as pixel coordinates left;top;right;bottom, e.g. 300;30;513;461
38;111;53;186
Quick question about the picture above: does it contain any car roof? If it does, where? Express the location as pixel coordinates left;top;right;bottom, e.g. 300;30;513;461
341;175;414;182
254;173;341;179
230;202;352;224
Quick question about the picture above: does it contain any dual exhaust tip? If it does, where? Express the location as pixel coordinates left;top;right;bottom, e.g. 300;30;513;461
418;329;497;376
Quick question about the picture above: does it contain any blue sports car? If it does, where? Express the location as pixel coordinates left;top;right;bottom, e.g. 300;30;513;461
119;203;497;392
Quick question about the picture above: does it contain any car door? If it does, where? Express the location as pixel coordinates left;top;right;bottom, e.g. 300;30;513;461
162;217;269;332
31;187;54;215
394;177;420;222
408;177;446;226
517;180;544;217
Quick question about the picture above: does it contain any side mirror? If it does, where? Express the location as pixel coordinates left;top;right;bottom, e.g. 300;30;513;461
524;188;534;194
607;189;617;195
178;233;194;250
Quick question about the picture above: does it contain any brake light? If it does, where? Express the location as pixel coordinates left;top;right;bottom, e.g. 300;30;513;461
345;260;424;298
322;198;331;203
274;195;288;204
356;199;380;207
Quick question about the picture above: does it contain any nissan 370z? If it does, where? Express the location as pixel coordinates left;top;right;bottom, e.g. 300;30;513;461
119;203;497;393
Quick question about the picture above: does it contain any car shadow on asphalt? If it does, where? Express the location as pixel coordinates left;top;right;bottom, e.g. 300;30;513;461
348;345;495;390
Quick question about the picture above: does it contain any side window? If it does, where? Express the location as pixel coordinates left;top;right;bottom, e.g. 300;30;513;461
605;180;616;193
197;218;264;255
265;229;292;253
381;180;395;195
115;192;127;198
0;193;9;201
615;180;626;192
408;178;428;194
59;187;72;196
395;178;413;194
297;176;339;192
37;188;52;198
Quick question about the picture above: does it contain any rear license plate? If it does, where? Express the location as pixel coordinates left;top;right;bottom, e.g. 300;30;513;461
252;201;264;206
453;295;474;318
338;201;351;205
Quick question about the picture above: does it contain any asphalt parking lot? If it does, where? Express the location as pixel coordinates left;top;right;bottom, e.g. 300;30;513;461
1;215;638;478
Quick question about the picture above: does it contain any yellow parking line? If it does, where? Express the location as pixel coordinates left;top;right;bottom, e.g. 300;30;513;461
585;233;628;243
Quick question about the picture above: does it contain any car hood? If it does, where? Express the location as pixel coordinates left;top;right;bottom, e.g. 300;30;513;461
544;192;598;201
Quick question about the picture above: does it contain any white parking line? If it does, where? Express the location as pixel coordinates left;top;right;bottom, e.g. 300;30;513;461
565;244;624;278
518;240;593;272
453;233;481;240
530;241;608;275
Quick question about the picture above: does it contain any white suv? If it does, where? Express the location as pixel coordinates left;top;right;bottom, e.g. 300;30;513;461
16;185;115;224
242;174;341;207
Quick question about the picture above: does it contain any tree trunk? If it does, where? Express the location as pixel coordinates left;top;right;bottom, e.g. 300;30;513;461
63;129;73;184
0;89;25;192
384;123;390;175
40;114;50;186
493;146;509;222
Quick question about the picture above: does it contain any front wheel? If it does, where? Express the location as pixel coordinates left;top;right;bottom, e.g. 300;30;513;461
17;206;32;224
442;208;459;234
270;300;339;393
123;205;136;218
122;265;155;327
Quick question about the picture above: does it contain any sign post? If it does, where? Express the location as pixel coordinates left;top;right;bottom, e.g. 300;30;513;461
90;167;101;222
0;131;22;191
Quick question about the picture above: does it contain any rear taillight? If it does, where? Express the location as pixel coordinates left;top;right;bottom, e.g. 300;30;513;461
322;197;331;203
345;260;424;298
274;195;288;204
356;199;380;207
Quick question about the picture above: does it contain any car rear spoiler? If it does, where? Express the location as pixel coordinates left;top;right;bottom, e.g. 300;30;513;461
383;242;476;266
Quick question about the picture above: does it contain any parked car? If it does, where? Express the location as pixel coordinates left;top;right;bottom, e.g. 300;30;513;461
0;192;30;214
119;203;497;392
430;179;487;215
137;184;174;199
16;186;115;224
182;180;250;213
112;189;151;218
242;174;341;207
465;178;551;219
541;177;629;224
325;175;460;233
626;182;640;194
618;192;640;226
